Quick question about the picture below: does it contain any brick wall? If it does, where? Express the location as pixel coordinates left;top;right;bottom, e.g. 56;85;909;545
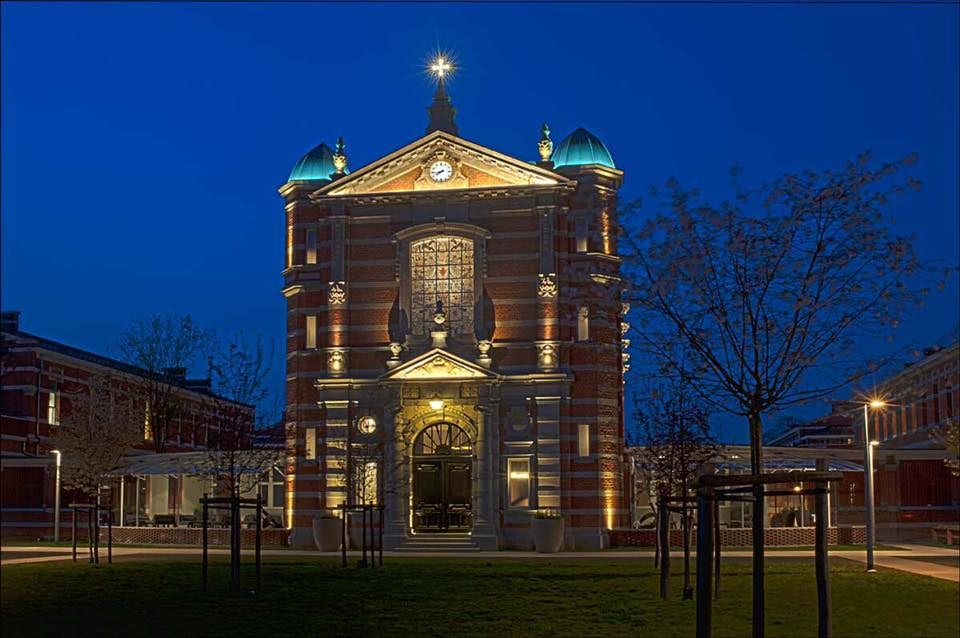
609;526;867;548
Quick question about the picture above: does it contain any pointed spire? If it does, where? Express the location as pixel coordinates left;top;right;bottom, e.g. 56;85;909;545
426;54;459;136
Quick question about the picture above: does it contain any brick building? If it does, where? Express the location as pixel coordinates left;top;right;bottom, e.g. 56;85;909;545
765;341;960;540
281;74;628;549
0;311;255;538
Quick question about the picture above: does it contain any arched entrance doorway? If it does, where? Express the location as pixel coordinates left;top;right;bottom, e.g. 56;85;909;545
412;423;472;532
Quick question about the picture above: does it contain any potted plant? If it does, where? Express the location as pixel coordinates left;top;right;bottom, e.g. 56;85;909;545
531;509;565;553
312;511;342;552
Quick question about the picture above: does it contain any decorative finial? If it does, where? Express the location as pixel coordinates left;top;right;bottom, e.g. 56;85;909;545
332;136;348;175
538;122;553;162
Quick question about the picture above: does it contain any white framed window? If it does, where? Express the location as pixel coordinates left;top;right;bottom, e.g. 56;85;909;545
507;458;531;508
47;389;59;425
304;427;317;460
305;315;317;349
305;229;317;265
577;306;590;341
578;423;591;458
410;236;475;335
259;466;285;509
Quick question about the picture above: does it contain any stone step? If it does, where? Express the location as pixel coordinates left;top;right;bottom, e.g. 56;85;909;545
394;544;482;552
396;532;480;552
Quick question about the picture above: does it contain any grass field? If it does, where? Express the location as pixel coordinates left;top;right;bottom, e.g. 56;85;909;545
2;557;957;637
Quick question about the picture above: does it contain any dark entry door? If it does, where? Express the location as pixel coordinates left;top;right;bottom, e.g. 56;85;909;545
413;458;472;531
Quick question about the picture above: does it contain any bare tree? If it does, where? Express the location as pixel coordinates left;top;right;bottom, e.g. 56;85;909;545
53;372;143;499
634;365;716;600
203;334;280;500
116;314;211;453
620;153;942;631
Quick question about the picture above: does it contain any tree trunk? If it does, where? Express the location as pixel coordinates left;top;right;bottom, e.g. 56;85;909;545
653;506;660;569
749;411;765;638
682;507;693;599
658;500;670;600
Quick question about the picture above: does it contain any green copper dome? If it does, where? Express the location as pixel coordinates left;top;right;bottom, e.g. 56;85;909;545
288;142;348;181
551;127;615;169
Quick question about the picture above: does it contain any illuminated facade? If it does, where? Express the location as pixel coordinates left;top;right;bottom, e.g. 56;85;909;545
280;69;628;549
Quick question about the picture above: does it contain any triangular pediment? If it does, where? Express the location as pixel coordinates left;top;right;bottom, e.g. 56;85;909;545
314;131;570;197
380;348;497;381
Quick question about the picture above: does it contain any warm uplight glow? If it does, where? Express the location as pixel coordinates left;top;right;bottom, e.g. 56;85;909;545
429;54;454;80
429;397;445;411
793;485;802;493
509;471;530;480
870;440;880;447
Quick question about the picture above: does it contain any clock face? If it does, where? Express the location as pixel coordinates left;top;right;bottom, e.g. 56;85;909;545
429;160;453;182
357;416;377;435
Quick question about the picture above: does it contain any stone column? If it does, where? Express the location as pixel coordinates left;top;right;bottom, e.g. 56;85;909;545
472;400;499;549
382;408;408;549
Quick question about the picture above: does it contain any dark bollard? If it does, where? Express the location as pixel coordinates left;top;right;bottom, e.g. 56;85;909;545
340;506;347;568
714;497;721;600
72;509;77;562
695;487;715;638
202;496;208;592
815;483;832;638
255;495;263;592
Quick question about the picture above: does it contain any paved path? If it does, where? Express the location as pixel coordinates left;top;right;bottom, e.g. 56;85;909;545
3;543;958;582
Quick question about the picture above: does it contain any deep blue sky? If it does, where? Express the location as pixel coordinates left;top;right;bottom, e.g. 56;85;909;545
3;2;958;440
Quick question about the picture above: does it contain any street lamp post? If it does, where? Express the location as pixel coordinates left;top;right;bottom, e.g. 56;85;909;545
862;400;885;572
51;450;62;542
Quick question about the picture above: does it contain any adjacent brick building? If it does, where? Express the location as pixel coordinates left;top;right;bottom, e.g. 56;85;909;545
767;341;960;540
0;311;253;538
281;79;628;549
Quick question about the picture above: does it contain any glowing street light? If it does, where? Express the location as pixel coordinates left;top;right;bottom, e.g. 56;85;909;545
50;449;62;542
861;398;887;572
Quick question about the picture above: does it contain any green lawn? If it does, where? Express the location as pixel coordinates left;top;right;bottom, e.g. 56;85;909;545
2;557;957;637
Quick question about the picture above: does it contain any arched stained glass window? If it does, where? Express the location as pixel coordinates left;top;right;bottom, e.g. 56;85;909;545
414;423;472;456
410;236;474;335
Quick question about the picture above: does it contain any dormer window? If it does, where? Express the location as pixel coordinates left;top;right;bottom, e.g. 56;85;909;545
410;236;474;336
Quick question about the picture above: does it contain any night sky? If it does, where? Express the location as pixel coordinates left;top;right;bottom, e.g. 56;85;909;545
2;2;957;441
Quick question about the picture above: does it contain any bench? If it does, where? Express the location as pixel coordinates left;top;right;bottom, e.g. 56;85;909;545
931;525;960;545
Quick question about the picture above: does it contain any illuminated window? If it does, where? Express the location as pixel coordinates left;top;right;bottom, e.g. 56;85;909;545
577;306;589;341
304;427;317;460
305;229;317;265
353;460;378;504
305;315;317;349
578;423;590;458
259;466;285;509
410;236;474;335
575;216;588;253
508;458;531;508
144;401;153;441
47;389;59;425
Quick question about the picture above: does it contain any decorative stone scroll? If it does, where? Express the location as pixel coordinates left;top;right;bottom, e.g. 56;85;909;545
327;350;346;377
537;273;558;298
328;281;347;305
538;343;558;372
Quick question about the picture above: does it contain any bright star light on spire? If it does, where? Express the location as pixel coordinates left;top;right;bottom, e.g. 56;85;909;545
428;53;455;81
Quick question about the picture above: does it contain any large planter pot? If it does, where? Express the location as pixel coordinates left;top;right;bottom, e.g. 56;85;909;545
532;517;565;553
312;516;342;552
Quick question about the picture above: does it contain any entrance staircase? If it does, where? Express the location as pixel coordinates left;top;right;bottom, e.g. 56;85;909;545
394;532;481;553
